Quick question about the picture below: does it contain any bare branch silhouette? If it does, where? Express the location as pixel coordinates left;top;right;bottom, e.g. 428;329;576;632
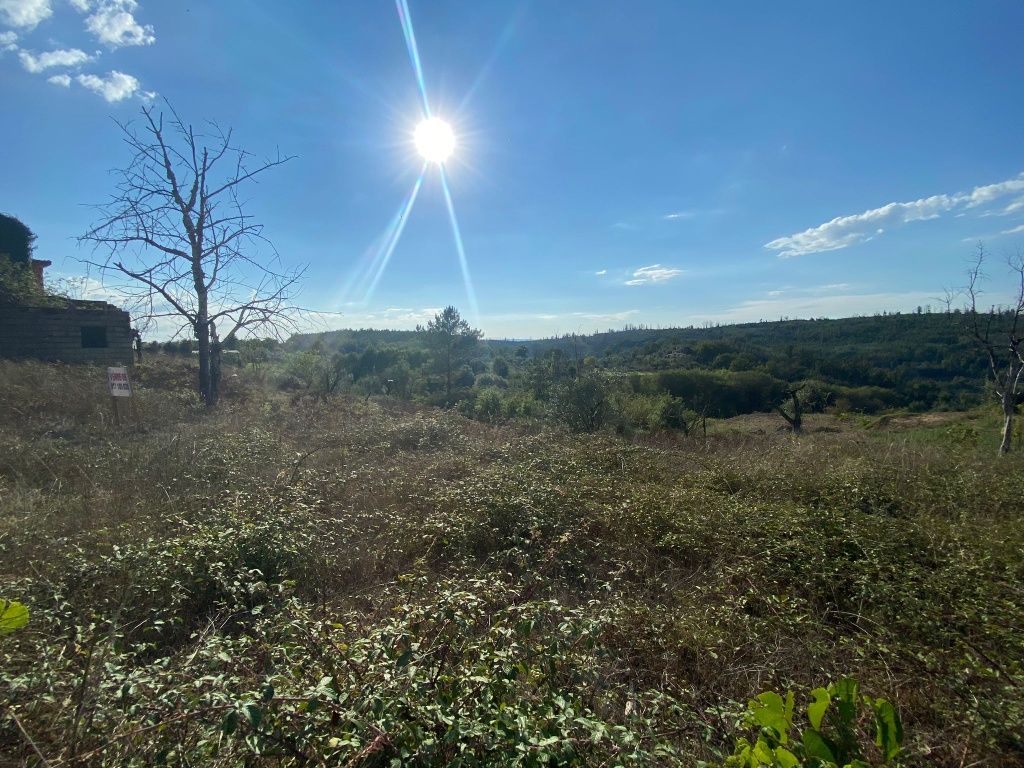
80;102;305;406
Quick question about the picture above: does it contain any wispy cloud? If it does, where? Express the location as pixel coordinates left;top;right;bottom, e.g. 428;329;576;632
305;306;443;333
766;173;1024;257
595;269;607;276
1002;197;1024;216
76;69;140;101
689;290;942;325
571;309;638;322
48;273;134;305
476;309;647;338
0;0;52;29
768;283;847;298
18;46;90;72
0;29;17;50
75;0;154;48
625;264;683;286
1002;224;1024;236
47;72;69;86
663;208;724;221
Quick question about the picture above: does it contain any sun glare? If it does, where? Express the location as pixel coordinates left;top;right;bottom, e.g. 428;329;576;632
414;117;455;163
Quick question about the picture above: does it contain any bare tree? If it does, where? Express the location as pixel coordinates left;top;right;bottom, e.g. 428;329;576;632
82;103;304;407
962;246;1024;455
776;384;805;435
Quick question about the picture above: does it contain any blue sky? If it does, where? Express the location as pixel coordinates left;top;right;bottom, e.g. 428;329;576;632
2;0;1024;339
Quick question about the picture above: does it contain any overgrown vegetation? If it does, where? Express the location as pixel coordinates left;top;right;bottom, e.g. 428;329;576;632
272;308;1013;437
1;357;1022;765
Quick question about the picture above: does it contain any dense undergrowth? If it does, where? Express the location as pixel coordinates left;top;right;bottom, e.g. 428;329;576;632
1;359;1022;766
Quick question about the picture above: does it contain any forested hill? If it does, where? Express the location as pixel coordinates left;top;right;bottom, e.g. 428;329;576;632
489;311;969;362
286;310;995;412
294;311;971;358
288;327;421;352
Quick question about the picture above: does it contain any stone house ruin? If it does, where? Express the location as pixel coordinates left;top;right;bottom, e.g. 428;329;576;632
0;261;134;366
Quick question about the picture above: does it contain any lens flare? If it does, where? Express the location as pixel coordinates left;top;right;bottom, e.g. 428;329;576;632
366;167;427;301
396;0;431;117
440;164;479;324
341;0;478;319
414;117;455;164
338;164;427;306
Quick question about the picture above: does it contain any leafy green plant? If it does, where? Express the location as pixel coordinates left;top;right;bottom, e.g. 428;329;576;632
0;599;29;634
722;679;902;768
553;373;612;432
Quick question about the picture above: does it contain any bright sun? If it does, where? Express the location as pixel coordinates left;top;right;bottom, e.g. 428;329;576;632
414;117;455;164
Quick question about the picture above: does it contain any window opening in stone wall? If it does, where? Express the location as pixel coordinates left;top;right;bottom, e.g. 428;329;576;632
81;326;108;348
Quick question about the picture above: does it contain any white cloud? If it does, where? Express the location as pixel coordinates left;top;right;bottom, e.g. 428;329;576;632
302;307;443;333
766;173;1024;257
625;264;683;286
663;208;723;221
18;46;90;72
765;195;957;257
1002;197;1024;216
0;30;17;50
479;309;642;336
76;69;140;101
81;0;154;47
45;273;136;306
595;269;607;276
0;0;51;29
965;177;1024;208
1002;224;1024;236
688;290;942;325
47;72;69;86
571;309;640;323
68;0;90;10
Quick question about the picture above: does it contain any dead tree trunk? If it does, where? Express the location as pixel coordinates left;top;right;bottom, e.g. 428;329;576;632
209;319;222;408
998;357;1023;455
776;386;804;435
962;246;1024;456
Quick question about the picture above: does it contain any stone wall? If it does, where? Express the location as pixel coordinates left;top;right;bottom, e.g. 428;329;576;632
0;301;133;366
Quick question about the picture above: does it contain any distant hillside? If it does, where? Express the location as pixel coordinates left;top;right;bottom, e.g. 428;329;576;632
288;327;421;352
287;311;993;411
488;311;965;358
498;312;989;411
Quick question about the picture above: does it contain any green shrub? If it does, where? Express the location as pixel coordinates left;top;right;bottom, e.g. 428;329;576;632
474;388;503;422
721;679;902;768
553;373;612;432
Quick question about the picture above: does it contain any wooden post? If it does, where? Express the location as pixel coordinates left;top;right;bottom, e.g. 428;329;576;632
107;366;131;426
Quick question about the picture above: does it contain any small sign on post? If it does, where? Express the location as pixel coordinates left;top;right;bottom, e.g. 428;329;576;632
108;366;132;397
107;366;131;424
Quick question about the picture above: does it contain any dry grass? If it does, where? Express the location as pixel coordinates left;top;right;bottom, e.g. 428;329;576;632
0;358;1021;766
